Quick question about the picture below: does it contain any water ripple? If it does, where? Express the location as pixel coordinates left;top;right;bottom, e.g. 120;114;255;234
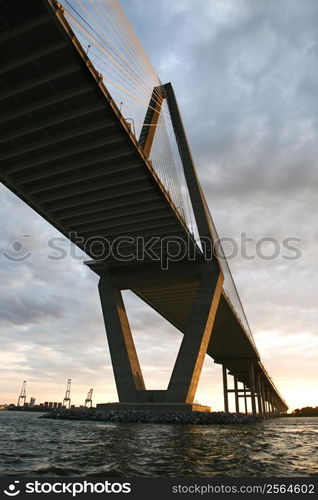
0;412;317;476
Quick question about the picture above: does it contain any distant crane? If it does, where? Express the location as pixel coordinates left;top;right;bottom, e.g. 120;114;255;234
84;388;93;408
63;379;71;409
17;380;26;407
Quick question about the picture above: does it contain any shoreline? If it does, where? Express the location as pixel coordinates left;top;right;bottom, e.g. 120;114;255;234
41;408;263;425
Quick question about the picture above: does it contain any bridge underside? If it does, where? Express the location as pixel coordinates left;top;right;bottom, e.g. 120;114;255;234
0;0;287;413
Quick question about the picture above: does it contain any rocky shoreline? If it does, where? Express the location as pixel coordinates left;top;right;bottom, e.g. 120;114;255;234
40;408;260;425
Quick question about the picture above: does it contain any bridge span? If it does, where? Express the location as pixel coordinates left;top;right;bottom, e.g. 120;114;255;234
0;0;288;414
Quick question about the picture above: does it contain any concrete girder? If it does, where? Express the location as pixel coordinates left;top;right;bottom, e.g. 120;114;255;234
0;120;117;162
0;40;66;75
77;213;178;236
0;14;50;43
0;63;79;102
23;162;142;194
64;202;167;228
6;134;126;175
0;85;94;126
42;182;153;212
56;196;166;221
34;171;149;203
0;103;105;147
14;150;135;187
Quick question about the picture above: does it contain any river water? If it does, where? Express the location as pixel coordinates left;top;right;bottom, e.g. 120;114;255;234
0;412;317;477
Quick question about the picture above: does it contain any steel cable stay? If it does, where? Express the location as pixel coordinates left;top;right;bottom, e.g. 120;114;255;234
63;0;165;113
61;0;173;130
73;0;164;107
59;1;198;236
110;0;160;82
63;11;165;111
93;0;161;90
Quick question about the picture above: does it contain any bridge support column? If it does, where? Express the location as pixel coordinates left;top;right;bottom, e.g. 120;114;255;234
248;361;257;415
94;261;224;410
98;271;145;402
167;263;223;403
261;381;267;416
270;393;274;415
222;365;229;413
267;392;270;414
268;393;272;414
243;384;248;414
265;389;270;415
234;375;239;413
273;396;277;415
261;383;266;415
256;375;264;416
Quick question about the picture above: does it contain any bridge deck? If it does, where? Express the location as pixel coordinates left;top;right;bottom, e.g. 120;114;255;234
0;0;287;410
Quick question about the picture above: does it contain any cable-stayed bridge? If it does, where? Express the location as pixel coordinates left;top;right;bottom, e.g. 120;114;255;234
0;0;288;414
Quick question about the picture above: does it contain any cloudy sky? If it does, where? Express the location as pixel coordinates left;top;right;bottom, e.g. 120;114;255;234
1;0;317;411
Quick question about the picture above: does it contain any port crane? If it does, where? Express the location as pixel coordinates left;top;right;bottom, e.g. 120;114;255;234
84;388;93;408
17;381;26;407
63;379;71;409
